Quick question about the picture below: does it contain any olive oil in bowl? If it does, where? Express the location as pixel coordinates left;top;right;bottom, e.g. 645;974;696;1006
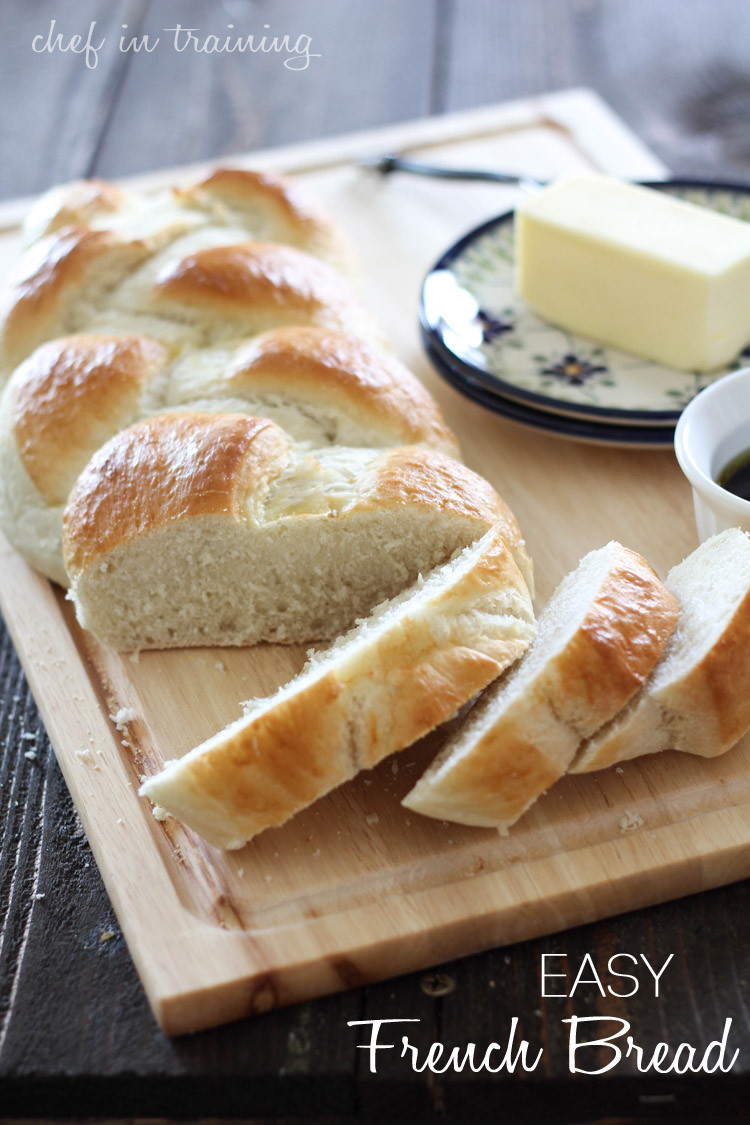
718;449;750;502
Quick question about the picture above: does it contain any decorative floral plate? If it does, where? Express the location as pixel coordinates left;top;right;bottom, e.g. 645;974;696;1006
424;339;676;449
420;180;750;429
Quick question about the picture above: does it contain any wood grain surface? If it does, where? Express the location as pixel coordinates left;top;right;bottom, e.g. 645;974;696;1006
2;1;750;1120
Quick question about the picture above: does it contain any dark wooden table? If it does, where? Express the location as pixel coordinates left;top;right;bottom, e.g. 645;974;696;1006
3;1;750;1121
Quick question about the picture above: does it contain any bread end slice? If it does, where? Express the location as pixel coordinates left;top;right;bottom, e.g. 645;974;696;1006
572;528;750;773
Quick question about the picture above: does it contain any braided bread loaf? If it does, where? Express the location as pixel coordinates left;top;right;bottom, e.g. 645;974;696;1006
0;328;459;587
0;167;533;653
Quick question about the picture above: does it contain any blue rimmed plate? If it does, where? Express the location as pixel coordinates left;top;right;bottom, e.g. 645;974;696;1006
420;180;750;432
424;338;676;449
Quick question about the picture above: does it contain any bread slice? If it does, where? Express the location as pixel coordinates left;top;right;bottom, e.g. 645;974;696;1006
572;528;750;773
61;412;531;650
139;526;536;849
402;542;679;831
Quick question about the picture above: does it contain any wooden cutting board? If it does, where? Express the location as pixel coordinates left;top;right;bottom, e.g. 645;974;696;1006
3;88;749;1037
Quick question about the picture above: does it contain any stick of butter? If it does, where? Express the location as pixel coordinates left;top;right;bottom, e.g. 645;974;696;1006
515;175;750;372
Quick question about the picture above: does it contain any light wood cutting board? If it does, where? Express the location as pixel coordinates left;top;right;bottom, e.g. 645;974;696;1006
3;88;749;1037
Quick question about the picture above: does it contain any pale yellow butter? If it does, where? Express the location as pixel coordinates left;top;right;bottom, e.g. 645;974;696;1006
515;175;750;372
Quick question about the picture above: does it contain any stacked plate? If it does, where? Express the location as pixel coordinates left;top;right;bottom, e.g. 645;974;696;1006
420;182;750;449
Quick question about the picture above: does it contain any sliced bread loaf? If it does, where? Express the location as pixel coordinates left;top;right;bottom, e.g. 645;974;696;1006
139;526;536;849
402;541;679;831
572;528;750;773
61;412;531;650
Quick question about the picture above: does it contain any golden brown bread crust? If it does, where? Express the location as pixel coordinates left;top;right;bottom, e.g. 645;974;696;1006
574;577;750;772
419;732;561;824
5;322;458;523
13;334;167;503
674;584;750;751
184;168;352;268
0;227;149;371
547;549;680;729
227;327;459;455
62;412;290;572
362;445;531;587
21;167;352;271
153;240;359;331
403;544;678;827
364;446;517;527
22;179;125;241
139;529;533;847
179;644;512;837
1;173;359;381
61;412;526;586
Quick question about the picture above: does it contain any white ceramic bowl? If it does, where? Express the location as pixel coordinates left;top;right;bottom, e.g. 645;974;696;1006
674;365;750;542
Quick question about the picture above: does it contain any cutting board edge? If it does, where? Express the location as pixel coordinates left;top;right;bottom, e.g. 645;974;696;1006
0;86;667;229
147;799;750;1035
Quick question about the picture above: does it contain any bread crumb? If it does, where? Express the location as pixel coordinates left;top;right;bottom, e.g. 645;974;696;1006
24;750;36;761
619;810;644;833
313;848;321;857
21;732;36;741
116;818;123;825
35;893;45;901
264;874;273;883
152;805;169;822
366;813;379;825
363;778;372;786
214;660;226;672
76;747;93;762
109;707;137;732
391;760;399;776
100;930;115;942
237;866;244;877
128;649;141;664
615;766;624;774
